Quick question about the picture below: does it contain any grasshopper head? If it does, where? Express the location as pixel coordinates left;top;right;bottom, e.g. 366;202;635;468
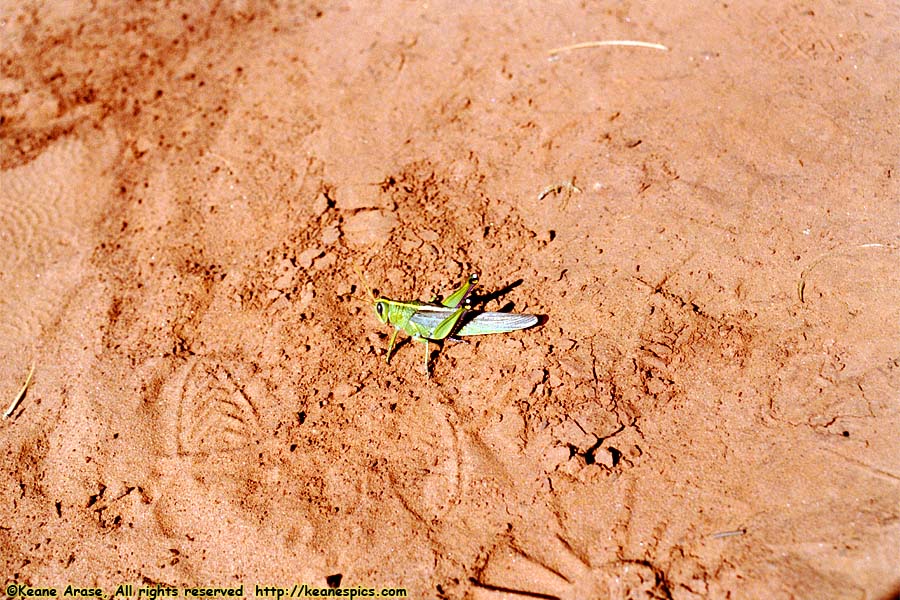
374;299;390;325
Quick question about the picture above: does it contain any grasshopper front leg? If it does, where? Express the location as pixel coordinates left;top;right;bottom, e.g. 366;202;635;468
385;328;400;364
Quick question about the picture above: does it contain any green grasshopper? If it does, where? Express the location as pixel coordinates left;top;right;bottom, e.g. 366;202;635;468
361;271;540;375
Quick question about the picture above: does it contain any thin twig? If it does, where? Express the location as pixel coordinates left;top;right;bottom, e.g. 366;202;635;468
710;528;746;539
538;178;583;210
549;40;669;56
538;178;583;202
4;362;35;420
469;578;561;600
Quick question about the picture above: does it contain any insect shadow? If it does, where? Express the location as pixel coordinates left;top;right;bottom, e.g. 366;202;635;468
475;278;524;306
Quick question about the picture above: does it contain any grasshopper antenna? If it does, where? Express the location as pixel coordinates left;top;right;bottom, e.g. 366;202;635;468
353;265;376;302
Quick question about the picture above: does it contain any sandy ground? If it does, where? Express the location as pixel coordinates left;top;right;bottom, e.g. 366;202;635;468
1;1;899;598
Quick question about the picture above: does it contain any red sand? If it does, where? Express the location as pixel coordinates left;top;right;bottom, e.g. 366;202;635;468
1;2;898;598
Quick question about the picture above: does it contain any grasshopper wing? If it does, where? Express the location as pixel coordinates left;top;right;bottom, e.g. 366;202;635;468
410;308;539;338
455;312;539;336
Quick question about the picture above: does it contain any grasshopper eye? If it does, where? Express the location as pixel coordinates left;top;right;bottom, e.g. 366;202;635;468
468;273;479;285
375;301;385;317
